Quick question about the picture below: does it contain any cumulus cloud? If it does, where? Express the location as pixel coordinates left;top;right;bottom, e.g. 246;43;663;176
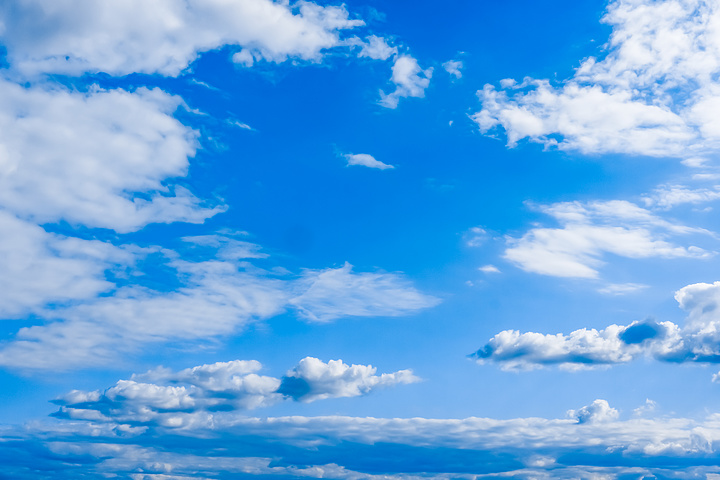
504;200;711;278
53;357;418;426
0;80;223;232
472;0;720;159
442;59;463;79
0;258;438;370
568;399;619;424
354;35;397;61
343;153;394;170
1;0;365;76
473;280;720;373
277;357;419;402
379;55;433;109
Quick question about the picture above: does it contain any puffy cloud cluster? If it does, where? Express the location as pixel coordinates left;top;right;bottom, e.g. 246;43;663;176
0;0;365;76
9;398;720;479
503;199;711;278
473;0;720;159
0;80;222;232
473;281;720;374
278;357;419;402
379;55;433;109
53;357;419;426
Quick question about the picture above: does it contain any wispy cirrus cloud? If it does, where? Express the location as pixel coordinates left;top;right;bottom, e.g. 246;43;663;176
503;200;712;279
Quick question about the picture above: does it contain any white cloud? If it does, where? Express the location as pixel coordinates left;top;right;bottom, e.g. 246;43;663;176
472;0;720;159
567;399;619;424
597;283;649;295
278;357;419;402
504;200;711;278
0;0;365;77
379;55;433;109
355;35;397;61
0;80;223;232
343;153;394;170
0;211;136;318
289;262;440;323
473;280;720;372
18;403;720;479
642;184;720;209
479;265;501;274
0;258;438;370
54;357;418;426
442;59;463;79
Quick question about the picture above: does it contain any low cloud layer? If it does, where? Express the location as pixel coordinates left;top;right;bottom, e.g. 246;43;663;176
8;398;720;479
53;357;419;426
472;280;720;375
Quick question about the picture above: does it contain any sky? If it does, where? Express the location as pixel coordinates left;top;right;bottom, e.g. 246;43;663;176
6;0;720;478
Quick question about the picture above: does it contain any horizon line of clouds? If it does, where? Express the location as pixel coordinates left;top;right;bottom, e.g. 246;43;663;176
471;280;720;376
7;397;720;478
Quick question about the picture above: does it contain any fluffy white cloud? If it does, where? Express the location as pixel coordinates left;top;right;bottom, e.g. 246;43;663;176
472;0;720;159
0;80;222;232
0;0;364;76
379;55;433;109
343;153;394;170
504;200;711;278
278;357;419;402
442;59;463;79
289;262;440;323
353;35;397;61
567;399;619;424
54;357;418;426
473;280;720;372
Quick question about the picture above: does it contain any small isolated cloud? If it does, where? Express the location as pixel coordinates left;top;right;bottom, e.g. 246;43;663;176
54;357;419;427
379;55;433;109
289;262;440;323
479;265;501;274
228;120;255;131
504;200;712;279
634;399;658;417
343;153;394;170
442;60;463;79
465;226;487;247
568;399;619;424
473;280;720;375
598;283;649;295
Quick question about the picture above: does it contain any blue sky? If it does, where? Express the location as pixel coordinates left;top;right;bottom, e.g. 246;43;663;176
5;0;720;478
